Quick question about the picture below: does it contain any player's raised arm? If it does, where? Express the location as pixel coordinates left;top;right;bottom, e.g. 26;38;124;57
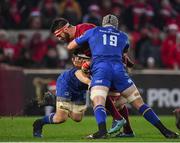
67;28;94;50
67;39;79;50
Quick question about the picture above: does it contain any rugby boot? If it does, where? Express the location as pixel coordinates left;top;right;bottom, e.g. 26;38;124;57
33;119;44;138
108;118;126;134
160;128;179;139
86;130;108;139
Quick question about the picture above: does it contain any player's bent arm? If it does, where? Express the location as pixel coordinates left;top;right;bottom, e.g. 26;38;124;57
75;70;91;85
67;40;79;50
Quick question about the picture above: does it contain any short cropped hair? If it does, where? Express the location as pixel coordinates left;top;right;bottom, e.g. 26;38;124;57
50;18;69;33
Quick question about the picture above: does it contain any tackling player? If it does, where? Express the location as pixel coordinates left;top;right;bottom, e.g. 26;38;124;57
67;14;179;139
33;54;91;137
50;18;134;136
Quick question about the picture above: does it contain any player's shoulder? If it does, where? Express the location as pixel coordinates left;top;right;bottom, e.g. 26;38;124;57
77;23;96;29
119;30;129;39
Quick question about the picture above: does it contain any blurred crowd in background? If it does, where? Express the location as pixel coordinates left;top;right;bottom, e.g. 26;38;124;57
0;0;179;69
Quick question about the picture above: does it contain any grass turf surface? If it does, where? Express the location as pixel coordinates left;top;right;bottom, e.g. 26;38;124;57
0;116;179;142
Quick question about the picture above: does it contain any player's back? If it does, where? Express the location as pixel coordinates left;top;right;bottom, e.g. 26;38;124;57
75;23;96;38
88;26;128;63
56;68;88;102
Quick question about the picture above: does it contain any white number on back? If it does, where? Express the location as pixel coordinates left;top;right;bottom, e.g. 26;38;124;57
103;34;117;47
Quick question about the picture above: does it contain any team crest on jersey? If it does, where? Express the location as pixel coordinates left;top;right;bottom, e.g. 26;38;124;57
128;79;133;84
64;92;70;96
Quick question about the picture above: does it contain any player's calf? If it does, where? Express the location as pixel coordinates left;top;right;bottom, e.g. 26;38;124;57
122;85;179;139
174;108;180;130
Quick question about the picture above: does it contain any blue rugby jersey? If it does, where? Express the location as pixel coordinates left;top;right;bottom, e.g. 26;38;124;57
75;26;129;64
56;67;88;103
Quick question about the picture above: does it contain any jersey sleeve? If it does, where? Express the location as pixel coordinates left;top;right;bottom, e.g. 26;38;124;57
123;33;130;53
75;28;94;45
123;40;130;53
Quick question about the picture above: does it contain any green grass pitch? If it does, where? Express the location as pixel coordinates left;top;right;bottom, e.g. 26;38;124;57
0;116;179;142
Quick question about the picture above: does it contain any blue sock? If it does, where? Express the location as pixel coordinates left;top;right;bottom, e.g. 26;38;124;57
42;113;55;124
94;105;107;132
139;104;160;125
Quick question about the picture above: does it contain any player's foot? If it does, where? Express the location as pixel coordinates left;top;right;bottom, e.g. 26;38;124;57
115;132;135;138
86;131;107;139
108;118;126;134
33;119;44;138
174;108;180;129
161;129;179;139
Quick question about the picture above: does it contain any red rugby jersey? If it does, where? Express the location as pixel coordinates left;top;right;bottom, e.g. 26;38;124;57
74;23;95;38
74;23;95;57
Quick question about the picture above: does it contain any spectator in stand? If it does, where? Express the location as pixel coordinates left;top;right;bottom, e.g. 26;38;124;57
134;27;151;66
43;34;59;68
170;0;180;28
57;0;82;25
171;32;180;70
14;33;28;63
43;46;59;68
82;4;102;26
157;0;174;30
132;0;154;30
28;8;42;29
41;0;58;29
0;30;16;64
29;32;48;66
161;23;179;69
98;0;112;16
18;0;42;29
170;0;180;14
5;1;22;29
111;2;125;28
0;0;7;29
138;27;162;68
14;34;34;68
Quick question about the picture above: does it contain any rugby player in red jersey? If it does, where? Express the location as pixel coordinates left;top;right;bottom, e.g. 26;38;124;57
50;18;134;137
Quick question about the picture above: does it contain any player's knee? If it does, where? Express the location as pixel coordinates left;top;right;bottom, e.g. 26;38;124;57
90;86;109;106
53;112;68;123
71;113;83;122
73;117;82;122
122;85;142;104
131;97;144;110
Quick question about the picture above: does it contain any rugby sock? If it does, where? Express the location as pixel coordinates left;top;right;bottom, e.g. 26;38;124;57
119;106;133;134
139;104;160;125
105;96;123;120
139;104;173;135
42;113;55;124
94;105;107;133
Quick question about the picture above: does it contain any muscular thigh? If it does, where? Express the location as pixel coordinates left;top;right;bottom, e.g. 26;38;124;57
121;84;141;103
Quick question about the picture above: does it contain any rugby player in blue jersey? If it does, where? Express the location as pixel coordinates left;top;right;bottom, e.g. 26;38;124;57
67;14;179;139
33;54;91;137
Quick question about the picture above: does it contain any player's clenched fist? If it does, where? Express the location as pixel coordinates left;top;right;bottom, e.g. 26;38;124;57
81;61;90;74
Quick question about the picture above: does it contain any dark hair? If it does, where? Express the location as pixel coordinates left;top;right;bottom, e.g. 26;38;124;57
50;18;69;33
